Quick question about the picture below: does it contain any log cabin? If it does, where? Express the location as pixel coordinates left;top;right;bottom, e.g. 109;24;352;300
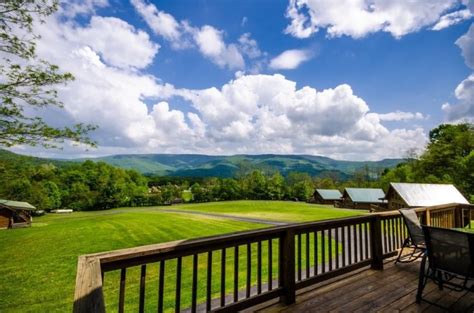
0;200;35;229
311;189;342;205
340;187;386;210
383;182;469;211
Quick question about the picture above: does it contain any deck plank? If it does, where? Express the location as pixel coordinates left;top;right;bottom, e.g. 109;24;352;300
257;259;474;313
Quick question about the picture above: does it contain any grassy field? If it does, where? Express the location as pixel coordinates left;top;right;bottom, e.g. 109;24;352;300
0;201;364;312
161;200;365;222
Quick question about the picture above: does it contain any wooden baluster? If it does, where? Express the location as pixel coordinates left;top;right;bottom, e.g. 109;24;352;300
321;229;326;272
314;231;318;275
158;261;165;313
220;248;226;307
353;224;358;263
206;252;212;312
305;232;310;278
358;223;363;261
257;241;262;294
397;217;402;249
297;233;302;281
389;219;394;252
328;229;333;271
383;220;388;254
191;254;198;313
342;226;346;267
364;222;369;260
268;239;273;291
119;268;126;313
246;243;251;298
346;226;351;266
139;264;146;313
335;227;340;269
175;257;182;313
233;246;239;302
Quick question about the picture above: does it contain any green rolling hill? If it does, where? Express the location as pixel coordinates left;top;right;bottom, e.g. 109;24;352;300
87;153;404;178
0;149;404;179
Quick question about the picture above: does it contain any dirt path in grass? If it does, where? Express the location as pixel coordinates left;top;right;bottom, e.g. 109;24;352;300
156;208;290;226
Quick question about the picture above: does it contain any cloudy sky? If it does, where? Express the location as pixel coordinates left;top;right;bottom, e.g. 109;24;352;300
9;0;474;160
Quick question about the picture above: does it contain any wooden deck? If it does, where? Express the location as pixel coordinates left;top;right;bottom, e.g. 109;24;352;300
251;258;474;313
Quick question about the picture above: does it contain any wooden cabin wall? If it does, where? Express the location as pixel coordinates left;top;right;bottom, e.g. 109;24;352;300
0;209;11;229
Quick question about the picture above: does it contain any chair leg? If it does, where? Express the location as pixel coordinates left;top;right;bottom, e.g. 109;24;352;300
437;271;443;290
395;239;407;264
416;253;427;303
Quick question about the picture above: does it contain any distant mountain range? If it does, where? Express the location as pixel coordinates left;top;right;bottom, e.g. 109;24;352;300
0;149;405;179
83;153;404;179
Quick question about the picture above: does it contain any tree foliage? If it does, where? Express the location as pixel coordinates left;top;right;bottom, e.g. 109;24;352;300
0;0;96;148
381;123;474;198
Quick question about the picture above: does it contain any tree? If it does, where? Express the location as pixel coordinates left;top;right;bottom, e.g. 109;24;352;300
382;123;474;198
266;172;285;200
0;0;96;148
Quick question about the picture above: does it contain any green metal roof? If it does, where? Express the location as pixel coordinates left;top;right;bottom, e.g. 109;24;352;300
315;189;342;200
344;188;385;203
0;199;36;210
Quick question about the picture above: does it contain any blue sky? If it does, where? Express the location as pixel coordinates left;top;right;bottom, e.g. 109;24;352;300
9;0;474;160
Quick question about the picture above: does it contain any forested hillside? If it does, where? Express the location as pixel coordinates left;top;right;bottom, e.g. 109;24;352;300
1;123;471;210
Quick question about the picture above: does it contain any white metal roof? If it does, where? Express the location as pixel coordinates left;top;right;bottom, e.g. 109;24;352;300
389;183;469;207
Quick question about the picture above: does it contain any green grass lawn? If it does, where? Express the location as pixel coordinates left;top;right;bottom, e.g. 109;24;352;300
160;200;366;222
0;201;363;312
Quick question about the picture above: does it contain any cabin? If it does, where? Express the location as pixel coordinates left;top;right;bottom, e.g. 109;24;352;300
384;182;469;211
340;188;386;210
0;200;35;229
311;189;342;205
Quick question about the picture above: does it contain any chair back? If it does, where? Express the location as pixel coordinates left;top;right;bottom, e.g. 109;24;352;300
422;226;474;277
399;209;425;245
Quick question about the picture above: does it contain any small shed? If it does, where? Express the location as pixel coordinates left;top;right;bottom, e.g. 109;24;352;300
0;200;35;229
341;188;386;210
312;189;342;205
384;183;469;210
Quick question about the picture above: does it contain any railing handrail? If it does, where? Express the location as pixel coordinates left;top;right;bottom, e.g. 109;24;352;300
73;202;473;313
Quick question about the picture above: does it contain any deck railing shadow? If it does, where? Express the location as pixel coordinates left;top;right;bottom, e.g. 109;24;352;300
73;203;474;313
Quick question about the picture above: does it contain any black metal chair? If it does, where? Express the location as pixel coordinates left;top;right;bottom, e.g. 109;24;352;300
416;226;474;306
396;209;426;263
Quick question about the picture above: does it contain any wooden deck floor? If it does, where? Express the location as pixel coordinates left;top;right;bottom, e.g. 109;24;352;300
252;259;474;313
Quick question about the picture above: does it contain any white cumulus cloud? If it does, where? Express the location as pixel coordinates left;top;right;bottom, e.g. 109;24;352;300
69;16;159;69
285;0;471;39
432;9;473;31
269;49;312;70
193;25;245;70
443;23;474;122
456;23;474;69
130;0;264;71
442;74;474;122
377;111;426;121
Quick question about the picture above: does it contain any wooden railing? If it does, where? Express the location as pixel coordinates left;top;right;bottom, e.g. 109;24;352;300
73;203;473;313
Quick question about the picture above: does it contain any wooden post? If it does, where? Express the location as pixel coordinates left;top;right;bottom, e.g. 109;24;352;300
370;216;384;270
73;256;105;313
454;206;462;228
279;229;296;305
425;209;431;226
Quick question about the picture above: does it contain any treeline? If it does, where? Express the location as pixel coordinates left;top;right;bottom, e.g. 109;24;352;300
148;172;315;204
0;123;471;210
0;160;148;211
